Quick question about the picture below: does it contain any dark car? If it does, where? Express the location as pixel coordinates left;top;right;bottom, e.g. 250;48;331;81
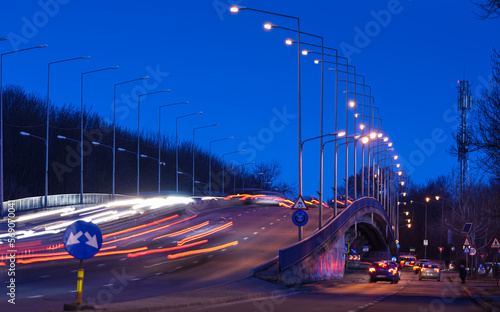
369;261;400;283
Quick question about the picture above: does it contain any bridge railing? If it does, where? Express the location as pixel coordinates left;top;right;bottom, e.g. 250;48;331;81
279;197;393;271
3;193;127;213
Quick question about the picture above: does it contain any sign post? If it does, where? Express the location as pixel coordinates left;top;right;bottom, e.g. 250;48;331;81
292;196;308;241
63;221;103;307
490;236;500;287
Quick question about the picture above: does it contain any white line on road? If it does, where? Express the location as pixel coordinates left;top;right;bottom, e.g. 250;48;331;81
243;237;248;240
69;290;77;293
39;275;50;278
261;227;265;230
253;232;258;235
27;295;44;298
97;263;105;267
103;283;114;287
269;223;274;225
131;278;141;281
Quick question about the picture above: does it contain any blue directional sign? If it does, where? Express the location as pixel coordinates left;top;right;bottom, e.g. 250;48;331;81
292;210;308;227
63;221;103;260
350;247;358;255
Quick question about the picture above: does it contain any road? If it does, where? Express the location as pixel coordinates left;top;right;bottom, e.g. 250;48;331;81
188;270;484;312
1;198;325;312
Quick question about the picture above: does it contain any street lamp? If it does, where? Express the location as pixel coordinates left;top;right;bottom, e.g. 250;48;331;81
209;136;234;194
176;112;202;193
222;150;245;194
158;101;188;193
230;5;303;199
113;77;149;196
192;124;219;195
46;55;90;207
0;43;47;216
137;90;170;195
80;66;119;204
91;141;113;192
427;195;446;260
236;162;255;192
411;200;428;259
20;132;46;201
301;130;346;229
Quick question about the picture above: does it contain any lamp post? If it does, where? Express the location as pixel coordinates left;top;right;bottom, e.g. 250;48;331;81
91;141;114;192
137;90;170;195
80;66;118;204
56;134;81;197
427;195;446;261
113;77;149;197
301;130;346;229
140;153;165;185
47;56;90;207
323;133;363;216
230;6;303;198
158;101;188;193
192;124;219;195
236;162;255;193
222;150;244;194
0;43;47;216
411;200;428;259
209;136;234;194
176;112;202;193
20;133;46;198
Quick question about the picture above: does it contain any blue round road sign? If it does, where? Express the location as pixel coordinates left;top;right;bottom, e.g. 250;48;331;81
292;210;308;227
63;220;103;260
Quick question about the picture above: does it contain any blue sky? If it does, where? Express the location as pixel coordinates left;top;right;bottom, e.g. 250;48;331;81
1;0;499;197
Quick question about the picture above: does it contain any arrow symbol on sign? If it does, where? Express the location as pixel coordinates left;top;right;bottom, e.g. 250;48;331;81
67;231;83;245
84;232;99;249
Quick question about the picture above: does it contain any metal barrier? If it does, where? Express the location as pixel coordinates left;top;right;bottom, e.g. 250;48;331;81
279;197;395;271
3;193;127;213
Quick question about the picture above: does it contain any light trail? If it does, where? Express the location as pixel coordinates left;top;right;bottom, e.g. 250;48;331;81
127;240;208;258
153;221;209;240
167;241;239;260
176;222;233;247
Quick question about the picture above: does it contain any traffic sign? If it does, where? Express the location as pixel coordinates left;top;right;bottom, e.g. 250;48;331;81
479;264;486;274
438;247;444;253
344;243;349;254
423;239;428;246
63;221;103;260
350;248;358;255
462;223;473;233
490;236;500;249
470;247;477;256
463;246;470;254
363;245;369;252
348;255;360;260
292;210;308;227
292;195;308;210
480;252;488;262
464;237;470;246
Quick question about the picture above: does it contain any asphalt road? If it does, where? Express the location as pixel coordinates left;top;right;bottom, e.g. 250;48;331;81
188;270;484;312
1;201;325;312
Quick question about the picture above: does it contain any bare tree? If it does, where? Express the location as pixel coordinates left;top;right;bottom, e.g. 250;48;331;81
473;0;500;19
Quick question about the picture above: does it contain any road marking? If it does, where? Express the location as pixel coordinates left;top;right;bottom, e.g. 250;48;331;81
97;263;105;267
261;227;266;230
192;260;199;264
238;214;242;216
221;249;226;252
71;270;78;273
155;272;163;276
277;219;280;221
243;237;248;240
175;266;183;270
229;217;233;219
269;223;274;225
120;257;127;261
283;215;287;218
131;278;141;281
28;295;44;298
253;232;258;235
69;290;77;293
103;283;114;287
40;275;50;278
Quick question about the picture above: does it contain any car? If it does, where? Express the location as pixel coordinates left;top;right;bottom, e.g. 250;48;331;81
419;263;441;281
369;261;400;283
413;259;432;274
399;255;417;268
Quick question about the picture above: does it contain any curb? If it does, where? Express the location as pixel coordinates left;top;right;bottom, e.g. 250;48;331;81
449;276;499;312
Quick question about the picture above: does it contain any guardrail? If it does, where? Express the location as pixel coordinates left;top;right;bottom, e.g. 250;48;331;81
3;193;127;213
279;197;395;271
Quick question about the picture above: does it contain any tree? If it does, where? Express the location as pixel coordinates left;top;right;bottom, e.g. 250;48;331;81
473;0;500;19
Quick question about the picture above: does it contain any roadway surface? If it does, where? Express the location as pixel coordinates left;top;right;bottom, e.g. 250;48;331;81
187;270;484;312
1;199;325;312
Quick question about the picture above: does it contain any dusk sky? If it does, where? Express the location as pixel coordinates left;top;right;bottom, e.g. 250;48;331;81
1;0;499;198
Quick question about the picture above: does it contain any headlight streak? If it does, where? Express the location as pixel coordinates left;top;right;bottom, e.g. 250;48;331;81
16;207;75;222
167;241;239;260
102;215;198;245
102;214;180;239
5;245;118;259
59;204;107;217
126;240;208;258
176;222;233;247
152;221;209;240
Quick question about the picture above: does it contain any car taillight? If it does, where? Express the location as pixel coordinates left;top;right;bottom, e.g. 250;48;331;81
421;268;427;272
434;268;439;272
369;267;376;273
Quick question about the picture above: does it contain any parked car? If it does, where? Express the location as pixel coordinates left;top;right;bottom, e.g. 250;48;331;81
419;263;441;281
369;261;400;284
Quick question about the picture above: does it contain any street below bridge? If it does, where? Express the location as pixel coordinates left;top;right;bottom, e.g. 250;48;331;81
189;270;484;312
